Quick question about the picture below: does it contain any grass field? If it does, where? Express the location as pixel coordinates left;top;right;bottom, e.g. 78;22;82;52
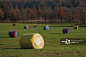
0;23;86;57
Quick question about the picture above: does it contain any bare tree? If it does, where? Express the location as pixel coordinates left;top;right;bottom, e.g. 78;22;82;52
42;5;48;23
19;3;27;23
53;5;59;23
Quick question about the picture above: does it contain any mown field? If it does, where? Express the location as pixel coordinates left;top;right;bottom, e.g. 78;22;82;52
0;23;86;57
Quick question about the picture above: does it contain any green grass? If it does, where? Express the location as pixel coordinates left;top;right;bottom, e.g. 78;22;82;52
0;23;86;57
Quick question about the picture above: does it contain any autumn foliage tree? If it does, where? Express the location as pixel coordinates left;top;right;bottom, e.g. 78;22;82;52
9;3;19;22
35;6;43;23
26;6;30;23
0;8;4;22
0;4;8;22
58;8;65;24
30;9;36;23
15;4;20;22
4;5;9;22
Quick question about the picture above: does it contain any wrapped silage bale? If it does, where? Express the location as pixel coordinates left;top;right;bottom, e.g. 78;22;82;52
34;24;38;27
24;26;29;29
13;23;16;26
73;26;78;29
19;33;44;49
43;25;49;30
9;31;18;38
63;28;69;33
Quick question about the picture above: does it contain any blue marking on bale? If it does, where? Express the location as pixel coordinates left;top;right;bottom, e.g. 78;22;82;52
63;28;69;33
24;26;26;29
43;26;49;30
43;26;46;30
9;31;14;37
35;25;38;27
34;24;38;27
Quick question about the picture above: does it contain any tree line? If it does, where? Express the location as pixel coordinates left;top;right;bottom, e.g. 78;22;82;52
0;0;86;9
0;4;86;24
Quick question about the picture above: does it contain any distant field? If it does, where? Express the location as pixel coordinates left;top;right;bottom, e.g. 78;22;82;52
0;23;86;57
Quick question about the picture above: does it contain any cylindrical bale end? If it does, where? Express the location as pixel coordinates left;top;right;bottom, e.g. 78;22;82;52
9;31;18;38
13;23;16;26
43;25;49;30
19;33;44;49
63;28;69;33
24;26;29;29
14;31;18;38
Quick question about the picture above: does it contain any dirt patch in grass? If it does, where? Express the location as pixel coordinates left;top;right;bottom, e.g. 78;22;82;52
0;44;3;45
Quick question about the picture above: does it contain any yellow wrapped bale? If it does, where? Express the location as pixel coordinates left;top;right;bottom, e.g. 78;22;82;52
19;33;44;49
34;24;38;27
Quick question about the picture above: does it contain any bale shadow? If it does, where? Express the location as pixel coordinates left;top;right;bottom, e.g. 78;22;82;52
78;26;86;27
49;26;73;27
2;48;34;50
37;26;44;27
50;26;86;27
0;37;10;38
50;33;63;34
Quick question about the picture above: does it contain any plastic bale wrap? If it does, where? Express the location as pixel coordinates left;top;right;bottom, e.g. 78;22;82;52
34;24;38;27
73;26;78;29
13;23;16;26
19;33;44;49
43;25;49;30
9;31;18;38
63;28;69;33
24;26;29;29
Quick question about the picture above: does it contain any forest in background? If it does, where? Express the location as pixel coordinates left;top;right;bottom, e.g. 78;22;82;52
0;0;86;24
0;0;86;8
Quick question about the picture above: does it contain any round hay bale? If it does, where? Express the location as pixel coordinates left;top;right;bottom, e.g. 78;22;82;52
43;25;49;30
9;31;18;38
19;33;44;49
34;24;38;27
13;23;16;26
63;28;69;33
73;26;78;29
24;26;29;29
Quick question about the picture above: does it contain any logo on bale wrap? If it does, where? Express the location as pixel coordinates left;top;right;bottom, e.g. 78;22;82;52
19;33;44;49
